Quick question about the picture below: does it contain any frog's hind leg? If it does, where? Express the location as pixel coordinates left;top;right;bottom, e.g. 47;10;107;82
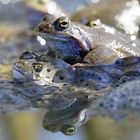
84;45;123;65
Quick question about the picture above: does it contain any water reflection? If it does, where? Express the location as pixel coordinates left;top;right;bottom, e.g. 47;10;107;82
1;113;140;140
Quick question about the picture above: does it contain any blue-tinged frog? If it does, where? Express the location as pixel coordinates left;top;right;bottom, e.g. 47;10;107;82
35;15;140;65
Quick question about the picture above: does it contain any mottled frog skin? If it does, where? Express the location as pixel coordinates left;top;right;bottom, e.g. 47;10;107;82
13;53;140;89
35;15;140;65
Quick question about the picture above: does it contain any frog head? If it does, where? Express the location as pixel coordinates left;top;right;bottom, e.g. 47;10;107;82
13;52;75;85
35;15;92;62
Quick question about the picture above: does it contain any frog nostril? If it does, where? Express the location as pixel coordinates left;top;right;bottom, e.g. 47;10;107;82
37;24;51;33
47;69;51;72
45;23;52;28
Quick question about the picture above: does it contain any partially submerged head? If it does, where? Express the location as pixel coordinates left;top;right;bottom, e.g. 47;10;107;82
12;51;37;81
13;51;74;85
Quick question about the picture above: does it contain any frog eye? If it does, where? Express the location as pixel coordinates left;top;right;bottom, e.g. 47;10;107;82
89;19;101;28
54;17;70;31
61;124;76;135
90;21;98;27
32;63;43;73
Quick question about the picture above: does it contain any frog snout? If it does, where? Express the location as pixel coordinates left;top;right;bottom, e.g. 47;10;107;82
36;23;55;35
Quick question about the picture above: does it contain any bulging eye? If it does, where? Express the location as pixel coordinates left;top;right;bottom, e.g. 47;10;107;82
32;63;43;73
88;19;101;28
54;17;70;31
90;21;97;27
61;124;76;135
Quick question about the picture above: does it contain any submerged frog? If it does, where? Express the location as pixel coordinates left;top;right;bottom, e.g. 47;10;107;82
35;15;140;65
13;52;140;110
13;52;140;88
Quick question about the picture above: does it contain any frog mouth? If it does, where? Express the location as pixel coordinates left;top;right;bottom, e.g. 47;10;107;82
39;32;75;41
33;73;53;85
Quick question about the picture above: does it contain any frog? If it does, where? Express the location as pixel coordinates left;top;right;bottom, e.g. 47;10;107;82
71;0;128;27
71;0;140;36
13;51;140;88
85;19;133;42
35;15;140;65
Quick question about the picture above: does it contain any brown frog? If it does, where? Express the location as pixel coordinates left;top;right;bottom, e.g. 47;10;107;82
35;15;140;65
71;0;140;36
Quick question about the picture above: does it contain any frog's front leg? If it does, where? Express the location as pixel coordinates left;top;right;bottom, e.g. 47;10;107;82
72;63;94;68
84;45;124;65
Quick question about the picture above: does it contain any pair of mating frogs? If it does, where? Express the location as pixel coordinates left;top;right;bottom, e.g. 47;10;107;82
35;14;140;66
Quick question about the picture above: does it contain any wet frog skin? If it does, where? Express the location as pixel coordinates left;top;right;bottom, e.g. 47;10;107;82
35;15;140;65
14;53;140;89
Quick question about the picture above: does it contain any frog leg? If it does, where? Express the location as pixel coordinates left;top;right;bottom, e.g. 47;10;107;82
72;63;94;68
84;45;122;65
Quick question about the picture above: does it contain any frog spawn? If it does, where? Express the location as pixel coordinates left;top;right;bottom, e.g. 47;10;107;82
12;52;140;134
90;80;140;121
